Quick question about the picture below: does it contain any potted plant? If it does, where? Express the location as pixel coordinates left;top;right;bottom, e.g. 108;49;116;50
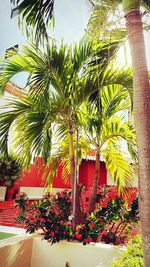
0;156;21;200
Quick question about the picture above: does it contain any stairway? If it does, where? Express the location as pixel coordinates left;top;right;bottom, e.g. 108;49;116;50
0;201;21;227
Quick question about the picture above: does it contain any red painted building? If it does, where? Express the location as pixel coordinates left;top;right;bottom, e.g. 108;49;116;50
6;157;107;200
18;157;107;188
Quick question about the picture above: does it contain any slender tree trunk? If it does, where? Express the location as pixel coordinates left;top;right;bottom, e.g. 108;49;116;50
124;5;150;266
68;122;82;228
88;151;100;214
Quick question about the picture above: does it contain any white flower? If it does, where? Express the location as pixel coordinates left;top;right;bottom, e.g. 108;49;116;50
68;215;74;221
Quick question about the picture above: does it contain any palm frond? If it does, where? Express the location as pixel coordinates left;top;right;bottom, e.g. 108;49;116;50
11;0;54;45
87;0;125;40
103;148;134;193
101;84;131;118
100;116;137;161
0;97;31;157
12;108;53;167
87;0;150;40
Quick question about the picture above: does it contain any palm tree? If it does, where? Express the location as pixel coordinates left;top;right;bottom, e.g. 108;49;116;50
0;40;122;226
122;1;150;266
10;0;150;264
88;1;150;265
82;83;137;213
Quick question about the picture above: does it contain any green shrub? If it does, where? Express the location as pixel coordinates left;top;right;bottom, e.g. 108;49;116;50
0;156;21;188
112;235;143;267
15;188;140;246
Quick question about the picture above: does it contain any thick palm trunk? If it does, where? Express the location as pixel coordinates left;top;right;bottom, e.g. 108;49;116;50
88;151;100;214
68;122;82;228
123;3;150;266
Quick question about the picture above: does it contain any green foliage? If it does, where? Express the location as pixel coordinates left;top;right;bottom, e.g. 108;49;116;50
0;40;125;168
15;187;139;246
0;156;21;188
87;0;150;40
10;0;54;45
112;235;143;267
83;80;137;192
0;39;136;193
95;186;139;244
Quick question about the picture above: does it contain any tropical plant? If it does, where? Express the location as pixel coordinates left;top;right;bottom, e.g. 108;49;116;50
15;187;140;246
0;156;21;188
112;234;143;267
122;2;150;266
87;1;150;265
81;82;137;213
87;0;150;40
10;0;54;45
0;40;122;226
9;0;150;265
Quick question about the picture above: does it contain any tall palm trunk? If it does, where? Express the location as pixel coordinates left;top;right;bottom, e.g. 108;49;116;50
68;121;82;228
123;1;150;266
88;150;100;214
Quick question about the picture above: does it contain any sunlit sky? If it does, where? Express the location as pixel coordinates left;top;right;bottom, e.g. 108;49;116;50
0;0;150;89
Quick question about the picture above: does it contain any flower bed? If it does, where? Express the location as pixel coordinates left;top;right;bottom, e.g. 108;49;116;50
14;186;140;246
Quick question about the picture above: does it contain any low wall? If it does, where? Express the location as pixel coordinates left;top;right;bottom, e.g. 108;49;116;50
0;236;33;267
31;238;124;267
0;235;124;267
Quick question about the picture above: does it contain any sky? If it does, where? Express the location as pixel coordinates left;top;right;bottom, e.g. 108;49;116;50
0;0;150;87
0;0;91;87
0;0;91;53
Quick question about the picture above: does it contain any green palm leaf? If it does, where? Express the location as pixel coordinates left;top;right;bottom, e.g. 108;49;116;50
104;148;134;192
11;0;54;45
0;98;31;156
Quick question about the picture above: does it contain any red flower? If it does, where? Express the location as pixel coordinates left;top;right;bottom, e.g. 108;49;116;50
50;231;55;237
76;234;82;239
89;221;95;229
108;190;117;200
40;218;46;223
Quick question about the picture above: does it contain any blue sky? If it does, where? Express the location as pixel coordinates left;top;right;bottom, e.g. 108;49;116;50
0;0;149;76
0;0;91;87
0;0;91;56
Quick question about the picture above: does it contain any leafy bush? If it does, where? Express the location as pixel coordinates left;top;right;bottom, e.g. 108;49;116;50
0;156;21;188
112;235;143;267
15;192;29;224
15;187;140;246
95;187;139;244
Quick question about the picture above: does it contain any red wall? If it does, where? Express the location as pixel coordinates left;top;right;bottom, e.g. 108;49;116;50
17;157;107;188
79;160;106;186
6;157;107;200
17;157;45;187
